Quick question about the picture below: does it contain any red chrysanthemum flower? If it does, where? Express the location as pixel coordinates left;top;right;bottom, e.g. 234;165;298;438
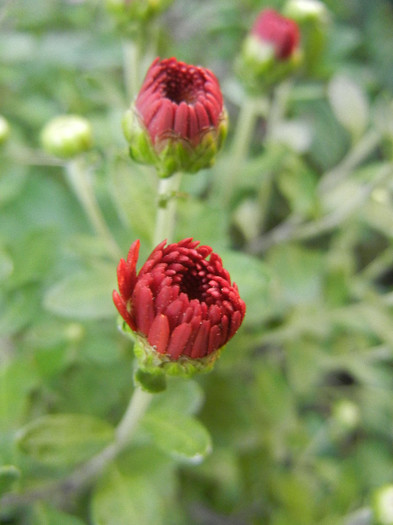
113;238;246;367
123;57;228;178
251;9;300;60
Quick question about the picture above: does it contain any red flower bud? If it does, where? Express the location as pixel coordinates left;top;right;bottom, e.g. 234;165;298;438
113;239;246;371
123;57;228;178
251;9;300;60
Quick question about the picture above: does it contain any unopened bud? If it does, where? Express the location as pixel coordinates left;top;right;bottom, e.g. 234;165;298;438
237;9;301;92
283;0;330;74
123;57;228;178
0;115;10;146
41;115;92;159
373;485;393;525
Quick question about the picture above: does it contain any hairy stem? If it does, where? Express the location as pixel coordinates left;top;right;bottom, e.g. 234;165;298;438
153;172;183;246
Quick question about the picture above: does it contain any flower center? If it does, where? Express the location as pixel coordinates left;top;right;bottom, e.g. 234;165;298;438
178;271;208;301
162;65;205;105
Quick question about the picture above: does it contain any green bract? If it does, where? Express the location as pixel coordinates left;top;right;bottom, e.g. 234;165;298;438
123;106;228;178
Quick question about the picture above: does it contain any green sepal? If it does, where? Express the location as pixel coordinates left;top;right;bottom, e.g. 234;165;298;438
134;368;167;393
122;105;228;178
118;320;220;378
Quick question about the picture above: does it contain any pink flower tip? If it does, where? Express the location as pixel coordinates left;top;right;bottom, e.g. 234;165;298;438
113;238;246;362
251;8;300;60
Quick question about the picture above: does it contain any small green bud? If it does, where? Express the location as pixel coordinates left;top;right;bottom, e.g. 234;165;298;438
106;0;174;34
373;485;393;525
41;115;92;159
283;0;330;75
0;115;10;146
283;0;329;24
331;399;360;431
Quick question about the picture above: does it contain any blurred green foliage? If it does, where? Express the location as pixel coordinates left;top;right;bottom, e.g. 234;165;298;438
1;0;393;524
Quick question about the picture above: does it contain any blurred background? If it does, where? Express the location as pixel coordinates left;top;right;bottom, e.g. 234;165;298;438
1;0;393;524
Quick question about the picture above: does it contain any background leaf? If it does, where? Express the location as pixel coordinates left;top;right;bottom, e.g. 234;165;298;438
17;414;114;466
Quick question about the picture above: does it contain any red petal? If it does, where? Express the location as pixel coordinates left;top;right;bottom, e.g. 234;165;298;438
207;324;221;354
167;323;192;359
195;102;210;131
149;99;175;144
191;320;210;358
174;101;189;138
133;281;155;335
112;290;136;331
228;310;242;339
165;297;186;330
187;106;199;143
148;314;170;354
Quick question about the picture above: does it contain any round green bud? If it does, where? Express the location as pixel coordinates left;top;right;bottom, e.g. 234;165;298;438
283;0;329;24
41;115;92;159
373;485;393;525
0;115;10;146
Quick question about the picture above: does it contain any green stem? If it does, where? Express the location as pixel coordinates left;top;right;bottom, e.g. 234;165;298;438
153;172;183;246
122;38;140;102
65;158;122;259
219;96;261;204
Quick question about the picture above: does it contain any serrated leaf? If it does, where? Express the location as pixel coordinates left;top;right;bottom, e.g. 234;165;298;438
91;466;164;525
141;412;212;462
17;414;114;466
327;74;369;139
43;265;115;319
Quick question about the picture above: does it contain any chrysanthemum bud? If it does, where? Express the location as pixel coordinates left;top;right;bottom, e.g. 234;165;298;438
106;0;174;31
41;115;92;159
123;57;228;178
237;9;301;92
0;115;10;146
283;0;330;74
113;238;246;377
373;485;393;525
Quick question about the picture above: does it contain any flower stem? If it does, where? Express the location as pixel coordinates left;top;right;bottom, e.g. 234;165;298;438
122;38;140;102
65;158;121;259
220;96;260;204
153;172;183;246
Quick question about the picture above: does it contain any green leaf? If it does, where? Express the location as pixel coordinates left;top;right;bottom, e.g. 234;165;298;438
266;244;325;307
327;74;369;140
0;246;13;283
32;503;86;525
17;414;114;466
142;411;212;462
0;465;20;496
0;358;38;430
43;265;116;319
150;378;204;416
91;466;165;525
